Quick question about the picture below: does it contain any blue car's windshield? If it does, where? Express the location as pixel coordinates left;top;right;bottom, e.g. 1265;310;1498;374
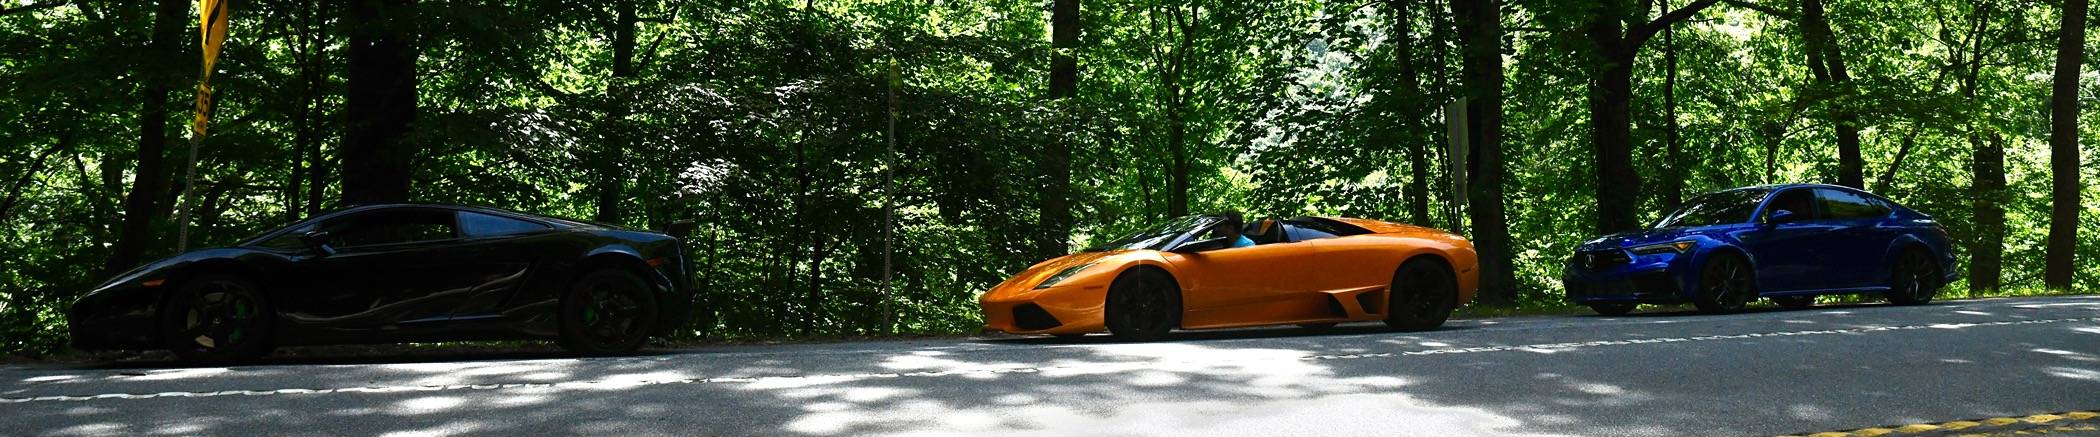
1654;188;1773;228
1086;215;1217;252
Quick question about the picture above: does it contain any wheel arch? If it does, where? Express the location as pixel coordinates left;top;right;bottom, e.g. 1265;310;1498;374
1108;263;1184;328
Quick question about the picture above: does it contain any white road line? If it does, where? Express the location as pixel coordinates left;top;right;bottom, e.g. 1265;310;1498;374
6;316;2094;404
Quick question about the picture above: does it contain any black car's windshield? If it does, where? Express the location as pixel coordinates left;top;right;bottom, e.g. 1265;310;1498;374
1086;215;1217;252
1653;188;1773;228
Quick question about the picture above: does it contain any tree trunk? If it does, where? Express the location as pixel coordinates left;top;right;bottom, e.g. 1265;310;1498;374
1588;42;1641;233
2046;0;2085;290
1660;6;1683;212
1800;0;1863;188
1451;0;1515;306
1970;133;2006;292
342;0;419;205
1394;0;1432;225
1039;0;1077;258
106;0;188;275
595;0;636;224
1167;88;1189;218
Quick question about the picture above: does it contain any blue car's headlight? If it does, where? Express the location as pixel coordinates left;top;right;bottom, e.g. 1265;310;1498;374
1035;262;1099;289
1630;240;1696;255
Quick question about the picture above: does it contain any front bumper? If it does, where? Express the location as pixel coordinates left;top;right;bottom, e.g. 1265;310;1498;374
980;284;1109;335
66;285;164;351
1563;250;1690;304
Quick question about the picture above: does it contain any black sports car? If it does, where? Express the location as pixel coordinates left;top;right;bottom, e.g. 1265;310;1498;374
68;203;693;363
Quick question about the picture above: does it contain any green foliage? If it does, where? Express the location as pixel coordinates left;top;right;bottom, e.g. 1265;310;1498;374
2;0;2096;356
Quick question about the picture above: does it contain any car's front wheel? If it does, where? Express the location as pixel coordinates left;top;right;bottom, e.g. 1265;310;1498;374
558;268;660;355
1692;254;1755;314
1885;249;1940;306
160;275;277;364
1103;269;1179;341
1384;259;1458;331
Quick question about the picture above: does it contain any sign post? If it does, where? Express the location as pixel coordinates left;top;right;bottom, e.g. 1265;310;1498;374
174;0;233;252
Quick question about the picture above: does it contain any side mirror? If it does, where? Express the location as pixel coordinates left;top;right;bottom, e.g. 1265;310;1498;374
663;220;698;239
1765;209;1799;226
1173;236;1231;253
300;230;337;256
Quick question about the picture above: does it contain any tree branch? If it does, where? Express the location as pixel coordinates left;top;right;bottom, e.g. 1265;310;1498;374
1630;0;1723;49
1723;0;1795;19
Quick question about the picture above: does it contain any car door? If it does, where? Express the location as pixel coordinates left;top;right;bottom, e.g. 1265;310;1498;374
278;207;475;331
1815;188;1899;288
441;211;562;320
1171;226;1315;327
1736;188;1838;293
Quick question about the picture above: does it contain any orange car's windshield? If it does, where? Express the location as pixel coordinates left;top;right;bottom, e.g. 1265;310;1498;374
1085;215;1217;252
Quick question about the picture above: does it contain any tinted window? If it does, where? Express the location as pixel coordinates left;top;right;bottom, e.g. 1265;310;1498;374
1654;188;1771;228
322;209;457;247
459;212;550;237
1763;188;1818;222
1817;188;1891;220
1086;215;1215;252
1284;222;1340;242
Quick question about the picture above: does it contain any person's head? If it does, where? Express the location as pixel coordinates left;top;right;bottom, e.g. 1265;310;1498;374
1212;211;1245;238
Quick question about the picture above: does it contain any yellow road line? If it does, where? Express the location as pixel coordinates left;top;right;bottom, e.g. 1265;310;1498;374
1782;410;2100;436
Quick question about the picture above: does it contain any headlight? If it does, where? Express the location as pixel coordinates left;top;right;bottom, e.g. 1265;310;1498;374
1035;262;1099;289
1630;240;1697;255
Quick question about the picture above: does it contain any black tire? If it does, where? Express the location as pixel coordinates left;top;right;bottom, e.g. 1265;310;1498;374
1103;269;1179;341
1886;249;1940;306
1384;259;1458;331
1692;254;1755;314
160;275;277;365
1588;303;1637;316
558;268;660;355
1771;295;1815;309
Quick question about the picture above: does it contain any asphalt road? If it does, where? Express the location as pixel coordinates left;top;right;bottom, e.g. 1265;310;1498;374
3;295;2097;436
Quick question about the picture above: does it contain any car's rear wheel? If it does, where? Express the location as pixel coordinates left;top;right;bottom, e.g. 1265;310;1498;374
1384;259;1458;331
558;268;659;355
1692;254;1754;314
1886;249;1939;306
1771;295;1815;309
1103;269;1179;341
160;275;277;365
1588;303;1637;316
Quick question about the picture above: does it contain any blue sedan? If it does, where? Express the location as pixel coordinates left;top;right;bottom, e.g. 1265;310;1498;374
1562;184;1960;315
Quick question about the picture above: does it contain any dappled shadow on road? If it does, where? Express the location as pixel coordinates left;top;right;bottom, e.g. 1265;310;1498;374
6;297;2098;435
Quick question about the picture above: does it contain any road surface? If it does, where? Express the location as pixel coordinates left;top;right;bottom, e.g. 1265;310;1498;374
4;295;2098;436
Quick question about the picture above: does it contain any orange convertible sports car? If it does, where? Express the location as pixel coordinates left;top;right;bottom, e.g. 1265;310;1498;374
981;214;1479;340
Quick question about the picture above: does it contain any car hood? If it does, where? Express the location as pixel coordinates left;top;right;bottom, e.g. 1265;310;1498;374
1577;227;1723;252
984;250;1132;299
91;247;252;293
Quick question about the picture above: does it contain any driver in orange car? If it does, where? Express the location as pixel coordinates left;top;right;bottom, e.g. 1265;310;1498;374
1209;211;1256;249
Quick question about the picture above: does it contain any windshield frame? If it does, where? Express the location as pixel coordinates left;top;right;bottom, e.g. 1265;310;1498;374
1084;215;1222;252
1651;187;1775;229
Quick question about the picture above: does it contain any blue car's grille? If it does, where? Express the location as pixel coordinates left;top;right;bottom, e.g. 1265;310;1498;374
1573;250;1632;271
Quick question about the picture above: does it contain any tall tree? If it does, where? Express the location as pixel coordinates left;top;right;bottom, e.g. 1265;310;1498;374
1394;0;1433;225
341;0;419;205
105;0;189;275
1659;0;1684;211
595;0;637;224
2046;0;2085;290
1038;0;1077;258
1799;0;1864;188
1584;0;1721;234
1959;2;2005;293
1451;0;1515;306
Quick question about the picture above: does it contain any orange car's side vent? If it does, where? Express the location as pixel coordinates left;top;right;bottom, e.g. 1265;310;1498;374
1325;295;1350;318
1013;304;1062;331
1355;290;1384;316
